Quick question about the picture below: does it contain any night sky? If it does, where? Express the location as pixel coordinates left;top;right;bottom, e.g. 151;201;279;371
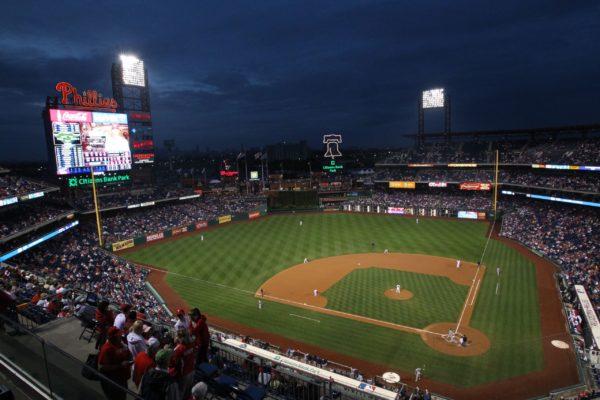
1;1;599;161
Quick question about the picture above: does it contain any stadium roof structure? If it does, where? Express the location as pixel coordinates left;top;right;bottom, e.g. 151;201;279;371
404;123;600;141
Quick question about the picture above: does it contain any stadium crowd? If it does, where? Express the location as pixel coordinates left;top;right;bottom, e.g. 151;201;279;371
74;186;198;211
373;169;599;193
101;193;265;243
0;203;73;239
344;191;492;211
378;137;600;165
500;203;600;310
0;174;51;198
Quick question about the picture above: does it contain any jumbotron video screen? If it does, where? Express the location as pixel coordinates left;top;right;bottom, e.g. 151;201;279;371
49;109;132;175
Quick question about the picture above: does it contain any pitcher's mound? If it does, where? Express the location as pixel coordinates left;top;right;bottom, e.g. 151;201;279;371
421;322;490;356
384;289;414;300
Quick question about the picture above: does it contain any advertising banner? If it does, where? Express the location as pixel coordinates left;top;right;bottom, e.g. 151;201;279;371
408;163;433;167
428;182;447;188
195;221;208;230
172;227;188;236
0;197;18;207
389;181;416;189
248;212;260;219
179;194;200;200
477;212;487;220
218;215;232;224
460;182;491;191
448;163;478;168
146;232;165;242
387;207;405;214
112;239;134;251
458;211;478;219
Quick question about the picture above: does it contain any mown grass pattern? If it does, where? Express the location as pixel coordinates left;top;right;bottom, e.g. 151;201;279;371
324;268;468;328
124;213;543;387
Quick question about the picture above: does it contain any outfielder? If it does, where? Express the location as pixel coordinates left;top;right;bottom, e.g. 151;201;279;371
496;266;501;276
299;220;303;226
414;367;422;382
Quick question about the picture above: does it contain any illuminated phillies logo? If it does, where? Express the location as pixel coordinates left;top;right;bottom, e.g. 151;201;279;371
55;81;118;109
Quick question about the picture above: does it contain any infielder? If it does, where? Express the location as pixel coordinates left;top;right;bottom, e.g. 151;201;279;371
395;284;401;294
384;249;389;254
313;289;318;297
304;257;308;264
456;259;461;269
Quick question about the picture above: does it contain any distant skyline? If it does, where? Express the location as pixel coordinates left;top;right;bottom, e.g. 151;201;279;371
1;1;599;161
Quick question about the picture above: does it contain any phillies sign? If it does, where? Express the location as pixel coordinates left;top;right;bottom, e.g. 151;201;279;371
55;81;118;110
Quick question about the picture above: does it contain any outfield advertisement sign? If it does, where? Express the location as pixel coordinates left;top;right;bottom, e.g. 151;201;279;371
146;232;165;242
112;239;134;251
389;181;415;189
428;182;447;187
218;215;232;224
387;207;406;214
460;182;491;191
195;221;208;230
172;226;188;236
248;211;260;219
0;197;18;207
458;211;478;219
574;285;600;347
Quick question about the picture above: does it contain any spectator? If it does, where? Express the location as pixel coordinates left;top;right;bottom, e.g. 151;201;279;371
189;308;210;364
98;326;132;400
95;300;115;349
127;320;148;358
170;330;196;399
140;348;180;400
190;382;208;400
132;337;160;388
174;308;189;332
114;304;131;330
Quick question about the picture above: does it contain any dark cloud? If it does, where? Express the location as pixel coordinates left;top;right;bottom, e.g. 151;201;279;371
0;1;599;160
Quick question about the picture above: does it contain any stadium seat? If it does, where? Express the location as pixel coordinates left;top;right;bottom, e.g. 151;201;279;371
236;385;266;400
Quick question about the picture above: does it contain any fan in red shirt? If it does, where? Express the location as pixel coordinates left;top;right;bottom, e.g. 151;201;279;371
132;338;160;387
188;308;210;365
95;300;115;349
98;326;132;400
169;330;196;399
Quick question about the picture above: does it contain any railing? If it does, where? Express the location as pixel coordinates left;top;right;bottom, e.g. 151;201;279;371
0;313;142;400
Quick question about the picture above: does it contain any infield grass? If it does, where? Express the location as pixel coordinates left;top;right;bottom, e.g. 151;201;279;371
123;213;543;387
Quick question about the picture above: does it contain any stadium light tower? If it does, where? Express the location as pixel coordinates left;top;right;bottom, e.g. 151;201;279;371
418;88;451;145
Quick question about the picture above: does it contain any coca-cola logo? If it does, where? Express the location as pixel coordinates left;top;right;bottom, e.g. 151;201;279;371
50;109;91;123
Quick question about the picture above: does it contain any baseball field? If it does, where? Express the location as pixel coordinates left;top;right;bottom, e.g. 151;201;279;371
120;213;579;399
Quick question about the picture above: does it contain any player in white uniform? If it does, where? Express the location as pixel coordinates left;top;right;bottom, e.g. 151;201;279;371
414;367;422;382
258;300;262;309
496;266;501;276
304;257;308;264
313;289;318;297
456;259;461;269
299;220;303;226
395;284;401;293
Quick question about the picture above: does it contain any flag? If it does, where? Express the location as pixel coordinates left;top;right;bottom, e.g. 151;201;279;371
237;152;245;160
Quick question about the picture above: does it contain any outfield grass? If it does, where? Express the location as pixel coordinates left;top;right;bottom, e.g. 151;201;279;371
124;213;543;387
324;268;468;328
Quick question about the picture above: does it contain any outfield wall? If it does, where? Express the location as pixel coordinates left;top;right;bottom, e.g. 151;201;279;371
110;205;268;251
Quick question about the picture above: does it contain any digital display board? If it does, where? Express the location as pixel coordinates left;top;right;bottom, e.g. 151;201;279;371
250;171;259;180
50;109;131;175
422;88;445;108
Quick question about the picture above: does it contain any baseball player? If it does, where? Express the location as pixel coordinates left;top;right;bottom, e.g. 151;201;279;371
414;367;422;382
304;257;308;264
201;235;204;241
299;220;303;226
416;218;419;224
395;284;401;294
313;289;318;297
456;259;461;269
258;300;262;310
384;249;389;254
496;266;501;276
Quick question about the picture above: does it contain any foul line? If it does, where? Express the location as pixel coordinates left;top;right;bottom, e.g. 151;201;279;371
290;313;321;323
139;263;445;337
454;218;497;332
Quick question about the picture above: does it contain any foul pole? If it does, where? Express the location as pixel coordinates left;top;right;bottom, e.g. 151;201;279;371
90;167;103;247
493;149;499;218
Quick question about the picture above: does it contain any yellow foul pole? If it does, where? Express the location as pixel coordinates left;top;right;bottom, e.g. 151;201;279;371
90;167;103;247
493;149;499;219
